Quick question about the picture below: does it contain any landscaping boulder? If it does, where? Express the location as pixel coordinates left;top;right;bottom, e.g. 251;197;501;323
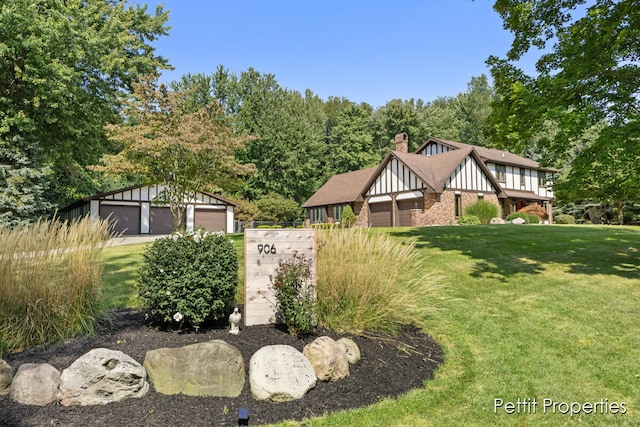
511;217;526;224
303;336;350;382
58;348;148;406
10;363;60;406
249;345;316;402
337;337;361;364
490;217;505;224
144;340;244;397
0;359;13;396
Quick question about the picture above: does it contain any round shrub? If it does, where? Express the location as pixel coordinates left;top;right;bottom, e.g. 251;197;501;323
464;200;499;224
506;212;527;222
137;230;238;329
458;214;481;225
554;214;576;224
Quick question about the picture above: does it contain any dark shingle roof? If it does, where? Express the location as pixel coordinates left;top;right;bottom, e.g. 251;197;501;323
392;147;474;192
418;138;553;170
301;167;377;208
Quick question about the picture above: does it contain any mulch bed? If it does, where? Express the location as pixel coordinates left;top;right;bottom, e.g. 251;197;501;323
1;309;443;427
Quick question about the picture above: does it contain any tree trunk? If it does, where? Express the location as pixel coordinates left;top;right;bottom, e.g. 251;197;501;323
617;200;624;225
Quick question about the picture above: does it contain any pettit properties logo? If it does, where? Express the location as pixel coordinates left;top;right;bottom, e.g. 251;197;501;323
494;398;627;416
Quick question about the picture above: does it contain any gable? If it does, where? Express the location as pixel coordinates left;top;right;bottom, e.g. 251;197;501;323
445;155;496;192
366;157;426;196
60;184;235;213
417;140;454;156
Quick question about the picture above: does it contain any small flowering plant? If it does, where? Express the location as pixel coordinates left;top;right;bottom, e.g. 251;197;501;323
137;228;238;330
270;252;316;336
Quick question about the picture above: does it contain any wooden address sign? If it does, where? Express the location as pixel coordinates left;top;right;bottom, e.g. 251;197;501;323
244;228;316;326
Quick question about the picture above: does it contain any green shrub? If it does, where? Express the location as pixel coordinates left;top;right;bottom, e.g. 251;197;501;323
506;212;540;224
316;228;437;335
0;217;110;357
457;214;481;225
555;214;576;224
527;214;541;224
256;193;302;222
464;200;499;224
339;205;357;228
137;229;238;330
270;252;316;336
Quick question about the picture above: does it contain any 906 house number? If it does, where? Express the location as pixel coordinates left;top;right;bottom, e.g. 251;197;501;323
257;243;277;254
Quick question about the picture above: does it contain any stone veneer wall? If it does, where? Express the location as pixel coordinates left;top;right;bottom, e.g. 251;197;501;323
411;190;500;226
354;201;368;227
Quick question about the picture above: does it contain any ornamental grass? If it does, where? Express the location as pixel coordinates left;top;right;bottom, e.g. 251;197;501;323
0;217;111;357
315;228;437;335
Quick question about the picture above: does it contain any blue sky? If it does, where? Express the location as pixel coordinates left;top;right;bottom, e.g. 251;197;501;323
141;0;519;108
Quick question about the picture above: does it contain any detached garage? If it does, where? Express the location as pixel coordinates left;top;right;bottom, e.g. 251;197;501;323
60;184;236;235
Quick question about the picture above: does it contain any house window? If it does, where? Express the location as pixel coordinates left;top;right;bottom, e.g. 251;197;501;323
334;204;346;221
455;194;462;217
310;207;324;223
520;168;526;187
538;171;546;187
495;165;506;183
477;193;484;201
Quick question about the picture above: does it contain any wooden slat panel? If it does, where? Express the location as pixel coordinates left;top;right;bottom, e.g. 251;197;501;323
244;229;316;327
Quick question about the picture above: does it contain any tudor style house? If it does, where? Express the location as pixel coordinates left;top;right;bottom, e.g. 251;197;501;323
302;133;557;227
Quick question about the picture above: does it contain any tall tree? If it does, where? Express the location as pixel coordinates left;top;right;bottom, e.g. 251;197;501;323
328;103;377;174
95;75;254;231
488;0;640;221
417;96;462;141
0;136;52;226
234;69;327;203
0;0;170;218
372;99;427;153
455;75;494;146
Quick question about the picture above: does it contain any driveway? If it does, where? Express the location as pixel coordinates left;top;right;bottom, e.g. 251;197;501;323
106;235;169;247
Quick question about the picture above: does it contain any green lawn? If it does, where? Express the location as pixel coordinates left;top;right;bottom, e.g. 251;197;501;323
100;226;640;426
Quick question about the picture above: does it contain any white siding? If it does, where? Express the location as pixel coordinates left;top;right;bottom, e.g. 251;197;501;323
367;158;425;196
99;185;228;205
487;163;554;198
418;142;453;156
445;156;495;192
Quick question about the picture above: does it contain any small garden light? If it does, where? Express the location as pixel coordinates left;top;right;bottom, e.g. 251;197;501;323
238;407;249;425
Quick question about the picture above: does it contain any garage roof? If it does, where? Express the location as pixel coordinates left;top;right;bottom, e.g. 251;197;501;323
60;184;236;212
301;167;377;208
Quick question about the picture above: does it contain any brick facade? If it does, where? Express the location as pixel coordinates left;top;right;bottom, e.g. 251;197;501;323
354;201;368;227
354;190;502;227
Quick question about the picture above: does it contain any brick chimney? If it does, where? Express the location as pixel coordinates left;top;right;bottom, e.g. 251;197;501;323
394;132;408;153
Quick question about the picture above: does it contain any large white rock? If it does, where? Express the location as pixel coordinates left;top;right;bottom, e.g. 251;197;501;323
58;348;148;406
249;345;316;402
10;363;60;406
0;359;13;396
144;340;245;397
511;217;526;224
490;217;506;225
303;336;350;382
